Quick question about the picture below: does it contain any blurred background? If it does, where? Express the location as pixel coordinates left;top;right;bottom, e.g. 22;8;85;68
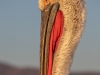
0;0;100;75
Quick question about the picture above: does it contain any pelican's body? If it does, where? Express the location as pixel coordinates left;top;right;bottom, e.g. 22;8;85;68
38;0;86;75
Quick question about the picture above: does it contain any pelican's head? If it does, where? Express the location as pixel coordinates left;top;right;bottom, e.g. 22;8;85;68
38;0;86;75
38;0;61;11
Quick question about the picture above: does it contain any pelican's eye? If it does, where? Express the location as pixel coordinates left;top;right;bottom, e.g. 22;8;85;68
44;0;50;6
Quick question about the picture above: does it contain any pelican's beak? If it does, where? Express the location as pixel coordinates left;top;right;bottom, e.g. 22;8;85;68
40;3;60;75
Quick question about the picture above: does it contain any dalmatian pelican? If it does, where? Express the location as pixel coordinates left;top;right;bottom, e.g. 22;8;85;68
38;0;86;75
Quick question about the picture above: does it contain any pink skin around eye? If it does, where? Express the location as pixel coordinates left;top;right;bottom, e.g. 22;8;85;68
47;10;64;75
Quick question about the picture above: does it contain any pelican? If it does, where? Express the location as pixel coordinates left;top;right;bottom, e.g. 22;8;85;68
38;0;86;75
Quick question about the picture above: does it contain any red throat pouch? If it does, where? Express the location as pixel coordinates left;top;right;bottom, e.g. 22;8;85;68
47;10;64;75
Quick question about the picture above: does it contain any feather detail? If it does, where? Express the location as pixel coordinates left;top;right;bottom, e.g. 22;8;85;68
52;0;86;75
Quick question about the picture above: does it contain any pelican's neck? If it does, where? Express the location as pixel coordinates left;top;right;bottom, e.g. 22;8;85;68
52;0;86;75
